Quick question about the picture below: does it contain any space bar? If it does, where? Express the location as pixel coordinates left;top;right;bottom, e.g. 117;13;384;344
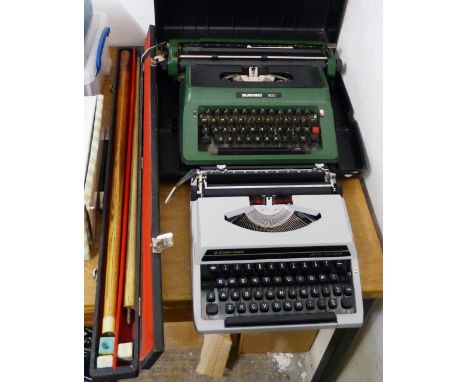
218;147;306;155
225;313;337;327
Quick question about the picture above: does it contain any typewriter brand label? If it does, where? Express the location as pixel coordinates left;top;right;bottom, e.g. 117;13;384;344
236;92;282;98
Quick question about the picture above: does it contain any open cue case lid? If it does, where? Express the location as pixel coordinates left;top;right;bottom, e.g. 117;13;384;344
89;42;164;381
151;0;366;178
154;0;346;42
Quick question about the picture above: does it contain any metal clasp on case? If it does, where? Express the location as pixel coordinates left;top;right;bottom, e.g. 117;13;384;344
152;233;174;253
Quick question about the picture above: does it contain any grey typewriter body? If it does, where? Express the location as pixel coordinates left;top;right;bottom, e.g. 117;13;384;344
190;167;363;333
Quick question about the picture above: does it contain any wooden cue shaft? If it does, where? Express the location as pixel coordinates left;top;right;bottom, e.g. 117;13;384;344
123;58;140;322
102;50;131;335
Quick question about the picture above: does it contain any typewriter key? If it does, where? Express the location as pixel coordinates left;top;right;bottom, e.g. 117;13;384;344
294;301;304;311
207;290;215;302
242;289;252;300
317;298;327;309
262;276;271;285
219;289;229;301
272;302;281;312
225;303;235;314
296;275;305;284
253;288;263;300
288;287;297;298
266;288;275;299
277;288;286;299
249;302;258;313
341;297;354;309
328;299;338;309
206;304;218;315
237;302;246;313
333;285;343;296
230;289;240;300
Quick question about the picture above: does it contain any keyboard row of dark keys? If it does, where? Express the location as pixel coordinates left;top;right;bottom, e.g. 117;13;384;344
212;273;349;288
199;114;318;129
200;108;317;116
202;131;320;146
202;125;315;135
207;285;352;302
202;260;352;281
206;297;354;316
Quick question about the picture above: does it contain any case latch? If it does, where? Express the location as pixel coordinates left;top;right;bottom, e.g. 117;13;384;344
152;233;174;253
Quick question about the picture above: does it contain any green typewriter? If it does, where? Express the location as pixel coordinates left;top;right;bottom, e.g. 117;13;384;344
160;39;342;165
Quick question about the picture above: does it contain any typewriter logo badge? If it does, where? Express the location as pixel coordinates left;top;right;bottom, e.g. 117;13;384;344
236;92;282;98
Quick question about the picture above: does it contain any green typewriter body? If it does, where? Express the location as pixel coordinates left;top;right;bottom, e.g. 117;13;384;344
164;39;341;165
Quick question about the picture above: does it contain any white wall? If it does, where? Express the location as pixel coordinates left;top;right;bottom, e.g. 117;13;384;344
335;0;383;381
338;0;383;233
92;0;154;46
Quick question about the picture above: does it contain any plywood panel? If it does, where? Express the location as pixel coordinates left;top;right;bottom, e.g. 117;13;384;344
238;330;318;354
164;321;204;349
159;182;192;303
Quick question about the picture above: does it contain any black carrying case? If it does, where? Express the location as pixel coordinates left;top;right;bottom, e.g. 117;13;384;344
89;46;164;381
153;0;366;179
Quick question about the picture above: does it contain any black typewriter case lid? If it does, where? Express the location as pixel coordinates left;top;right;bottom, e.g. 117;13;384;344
153;0;348;44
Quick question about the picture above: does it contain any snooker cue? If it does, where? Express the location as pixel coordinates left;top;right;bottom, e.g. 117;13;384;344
111;49;136;368
102;50;131;335
124;58;141;325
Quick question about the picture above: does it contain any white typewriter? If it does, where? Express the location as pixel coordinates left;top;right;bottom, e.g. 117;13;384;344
189;166;363;333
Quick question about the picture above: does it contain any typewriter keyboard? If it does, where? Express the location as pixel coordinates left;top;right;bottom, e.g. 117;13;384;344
200;259;356;326
198;107;322;155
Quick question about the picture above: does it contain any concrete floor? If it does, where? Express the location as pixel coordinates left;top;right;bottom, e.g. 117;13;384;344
136;349;313;382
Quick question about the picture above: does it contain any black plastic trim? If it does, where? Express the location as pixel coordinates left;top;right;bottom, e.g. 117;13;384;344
201;187;334;198
141;24;165;369
206;171;326;184
225;312;337;327
190;64;324;88
202;246;350;261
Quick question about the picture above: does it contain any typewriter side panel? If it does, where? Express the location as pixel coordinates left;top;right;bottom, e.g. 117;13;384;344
336;196;364;327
